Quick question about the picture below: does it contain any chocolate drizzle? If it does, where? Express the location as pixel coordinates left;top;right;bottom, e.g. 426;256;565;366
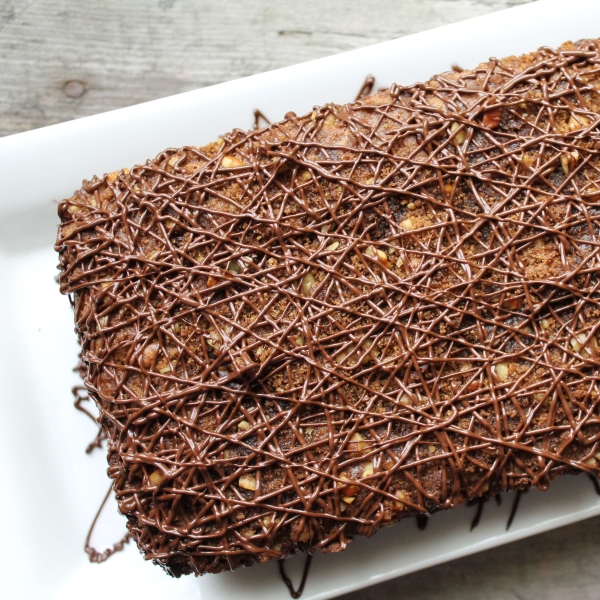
278;554;313;599
73;385;107;453
85;484;133;564
56;39;600;578
72;377;131;563
355;75;376;101
415;513;429;530
253;109;272;130
506;488;526;531
468;492;502;531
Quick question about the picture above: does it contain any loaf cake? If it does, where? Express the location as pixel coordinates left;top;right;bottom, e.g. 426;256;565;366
56;38;600;577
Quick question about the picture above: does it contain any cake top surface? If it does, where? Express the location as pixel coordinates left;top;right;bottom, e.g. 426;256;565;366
56;38;600;576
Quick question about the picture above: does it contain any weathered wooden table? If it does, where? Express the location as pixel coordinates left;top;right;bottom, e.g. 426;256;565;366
2;1;599;598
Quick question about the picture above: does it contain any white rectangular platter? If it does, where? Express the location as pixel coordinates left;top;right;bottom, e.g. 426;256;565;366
1;1;600;598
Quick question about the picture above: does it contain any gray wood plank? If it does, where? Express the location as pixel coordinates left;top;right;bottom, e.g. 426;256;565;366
0;0;531;137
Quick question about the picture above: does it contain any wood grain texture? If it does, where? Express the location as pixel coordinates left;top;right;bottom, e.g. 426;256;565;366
1;0;530;137
5;1;600;600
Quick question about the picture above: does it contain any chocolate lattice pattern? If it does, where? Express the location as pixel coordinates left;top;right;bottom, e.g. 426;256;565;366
57;39;600;576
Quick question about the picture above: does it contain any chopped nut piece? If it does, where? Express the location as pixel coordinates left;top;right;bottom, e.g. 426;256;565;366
571;333;588;355
158;364;171;374
401;218;414;230
496;362;509;381
227;260;242;274
503;297;523;310
238;420;250;431
206;331;222;350
207;275;218;287
561;153;570;175
298;530;311;542
400;394;411;405
324;113;337;126
395;490;408;510
364;245;376;258
450;121;466;144
336;343;355;364
327;241;340;251
376;249;391;268
221;155;246;168
483;107;503;129
428;445;437;454
141;343;159;368
407;202;416;210
149;471;163;486
239;475;257;491
542;318;550;330
302;273;316;295
585;457;597;467
341;484;361;496
295;335;305;346
362;462;374;478
362;339;380;364
571;336;582;352
347;432;368;453
342;496;356;504
568;113;590;131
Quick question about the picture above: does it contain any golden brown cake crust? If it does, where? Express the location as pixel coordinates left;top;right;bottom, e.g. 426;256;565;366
57;38;600;576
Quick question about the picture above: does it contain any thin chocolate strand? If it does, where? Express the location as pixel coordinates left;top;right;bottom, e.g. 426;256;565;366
470;497;486;531
55;38;600;577
85;484;133;564
415;513;429;530
253;109;272;130
355;75;375;101
278;554;313;599
588;473;600;495
506;489;526;531
72;385;107;453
